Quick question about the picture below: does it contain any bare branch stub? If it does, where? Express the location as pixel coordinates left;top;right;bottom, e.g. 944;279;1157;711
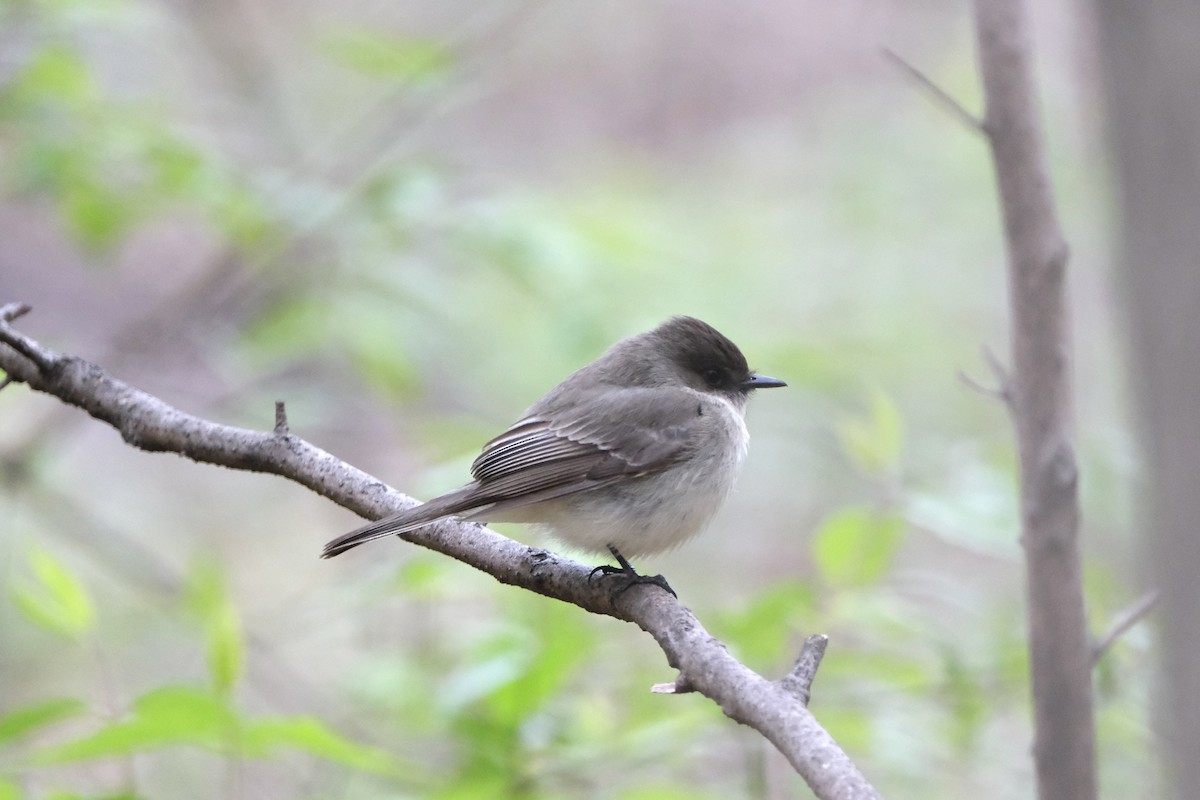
1;301;33;323
274;401;290;436
780;634;829;706
651;674;696;695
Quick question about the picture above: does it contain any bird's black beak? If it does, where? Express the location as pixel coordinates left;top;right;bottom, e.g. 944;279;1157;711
742;373;787;390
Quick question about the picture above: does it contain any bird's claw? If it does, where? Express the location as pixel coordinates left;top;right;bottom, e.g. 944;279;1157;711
588;546;676;598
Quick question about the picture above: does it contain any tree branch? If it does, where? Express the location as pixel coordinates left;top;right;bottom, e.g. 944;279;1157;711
957;346;1014;405
0;304;882;800
972;2;1096;798
1091;589;1159;667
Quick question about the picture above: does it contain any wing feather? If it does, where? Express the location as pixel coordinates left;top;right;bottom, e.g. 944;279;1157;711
466;387;701;507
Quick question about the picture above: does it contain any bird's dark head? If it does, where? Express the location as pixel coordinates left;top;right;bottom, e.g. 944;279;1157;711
648;316;787;401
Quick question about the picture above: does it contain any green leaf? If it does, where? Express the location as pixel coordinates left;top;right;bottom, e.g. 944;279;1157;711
145;139;205;194
322;29;452;81
239;295;328;361
438;641;529;719
13;46;94;105
31;686;239;764
184;560;244;694
206;605;243;696
816;707;872;754
0;697;88;744
11;548;95;639
837;388;904;475
486;603;593;725
210;186;274;248
110;685;238;740
823;648;930;690
0;780;18;800
940;645;987;756
30;686;413;778
439;602;594;730
811;506;906;587
340;302;420;400
244;716;409;776
713;581;818;666
394;554;455;598
60;180;138;251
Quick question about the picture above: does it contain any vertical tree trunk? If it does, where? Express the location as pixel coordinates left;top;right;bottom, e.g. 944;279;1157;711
973;2;1097;798
1093;2;1200;796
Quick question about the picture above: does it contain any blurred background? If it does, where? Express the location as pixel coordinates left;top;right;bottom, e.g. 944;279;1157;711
0;0;1151;798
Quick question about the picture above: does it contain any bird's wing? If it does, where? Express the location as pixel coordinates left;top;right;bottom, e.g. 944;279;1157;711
466;386;703;507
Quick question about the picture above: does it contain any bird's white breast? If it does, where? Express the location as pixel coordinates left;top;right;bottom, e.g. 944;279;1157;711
530;393;750;558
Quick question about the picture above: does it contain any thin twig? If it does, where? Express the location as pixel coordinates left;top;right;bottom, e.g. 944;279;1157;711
958;368;1006;401
1091;589;1160;666
981;346;1011;393
959;346;1013;405
882;46;984;132
0;303;55;372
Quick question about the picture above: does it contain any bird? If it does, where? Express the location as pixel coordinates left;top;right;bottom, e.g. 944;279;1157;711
322;316;785;592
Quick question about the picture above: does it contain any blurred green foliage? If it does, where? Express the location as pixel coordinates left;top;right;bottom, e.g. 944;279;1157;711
183;558;245;695
12;549;95;640
0;1;1155;799
1;41;274;253
3;553;413;798
811;507;906;588
321;29;453;83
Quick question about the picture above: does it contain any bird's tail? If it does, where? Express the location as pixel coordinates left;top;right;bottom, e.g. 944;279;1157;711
321;487;481;558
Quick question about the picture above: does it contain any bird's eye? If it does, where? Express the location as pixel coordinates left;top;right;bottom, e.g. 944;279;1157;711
703;368;725;388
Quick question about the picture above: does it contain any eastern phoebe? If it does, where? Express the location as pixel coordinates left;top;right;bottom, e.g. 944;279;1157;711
322;316;785;590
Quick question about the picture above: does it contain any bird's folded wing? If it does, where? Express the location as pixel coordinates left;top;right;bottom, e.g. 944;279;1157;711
467;386;701;506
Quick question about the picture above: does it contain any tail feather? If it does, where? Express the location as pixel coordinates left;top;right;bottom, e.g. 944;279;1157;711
321;486;482;558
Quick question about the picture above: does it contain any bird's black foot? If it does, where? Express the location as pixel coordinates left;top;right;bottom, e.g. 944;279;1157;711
588;545;676;598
